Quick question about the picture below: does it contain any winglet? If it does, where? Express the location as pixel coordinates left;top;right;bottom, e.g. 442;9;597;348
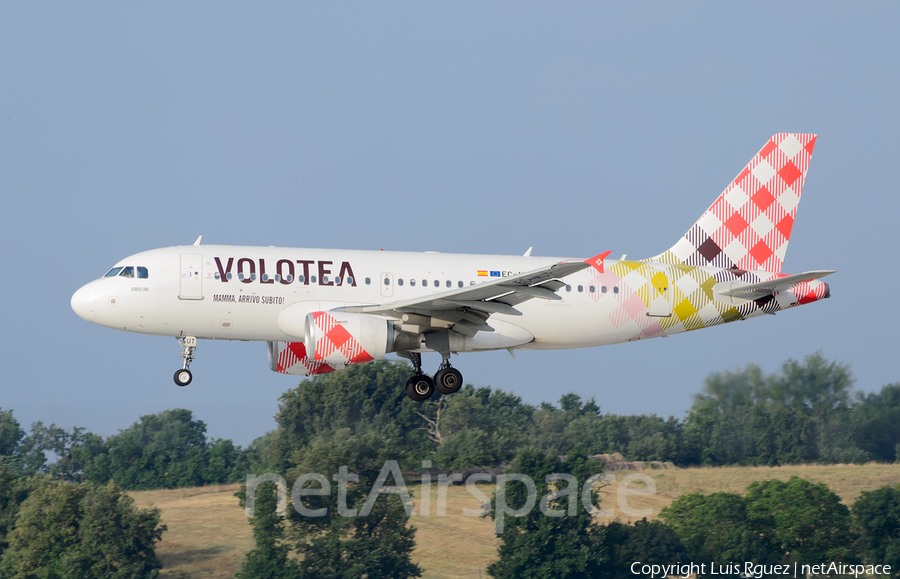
585;251;612;273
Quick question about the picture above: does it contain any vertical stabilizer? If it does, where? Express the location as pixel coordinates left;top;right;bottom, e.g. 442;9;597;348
652;133;817;273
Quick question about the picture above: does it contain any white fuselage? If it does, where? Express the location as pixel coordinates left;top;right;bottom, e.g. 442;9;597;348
71;245;642;351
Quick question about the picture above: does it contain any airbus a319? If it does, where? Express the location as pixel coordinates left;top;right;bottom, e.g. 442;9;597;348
71;133;834;401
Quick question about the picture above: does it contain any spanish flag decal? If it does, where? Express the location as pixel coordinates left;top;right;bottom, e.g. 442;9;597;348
477;270;488;276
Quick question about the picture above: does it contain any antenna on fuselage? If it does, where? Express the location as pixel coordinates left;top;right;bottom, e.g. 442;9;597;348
523;247;533;257
193;236;202;246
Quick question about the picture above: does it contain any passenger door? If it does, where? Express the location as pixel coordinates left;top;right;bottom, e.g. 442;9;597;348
179;254;203;300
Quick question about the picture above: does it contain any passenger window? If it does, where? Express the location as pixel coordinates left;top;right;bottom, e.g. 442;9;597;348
410;279;416;287
398;279;404;286
251;273;257;281
215;272;220;280
565;285;571;292
105;267;123;277
602;286;607;293
422;279;428;287
346;277;353;285
227;272;233;281
322;275;329;284
311;275;316;283
433;279;438;287
119;266;135;278
274;274;281;282
383;277;390;285
137;267;149;279
335;277;342;285
458;281;463;288
286;274;293;283
613;286;619;294
589;285;595;293
262;274;270;282
299;275;305;283
365;277;371;285
578;285;584;293
446;280;451;288
470;281;475;285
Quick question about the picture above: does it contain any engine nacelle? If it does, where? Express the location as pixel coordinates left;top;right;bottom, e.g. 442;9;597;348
303;311;395;365
267;341;336;376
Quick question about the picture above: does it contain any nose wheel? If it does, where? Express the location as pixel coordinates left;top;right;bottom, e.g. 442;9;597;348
174;368;192;387
174;336;197;387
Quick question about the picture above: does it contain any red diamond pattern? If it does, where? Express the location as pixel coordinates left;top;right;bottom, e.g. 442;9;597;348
724;212;749;236
657;133;817;274
311;312;376;366
778;161;802;186
749;240;773;267
752;187;775;211
775;214;794;241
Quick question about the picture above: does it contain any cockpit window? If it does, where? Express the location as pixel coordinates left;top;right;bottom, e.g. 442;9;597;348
119;266;135;278
137;266;149;279
104;267;123;277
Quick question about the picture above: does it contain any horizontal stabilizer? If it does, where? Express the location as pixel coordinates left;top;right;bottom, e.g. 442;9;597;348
715;270;836;301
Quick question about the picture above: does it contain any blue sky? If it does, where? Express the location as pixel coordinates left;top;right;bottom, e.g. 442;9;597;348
2;3;898;447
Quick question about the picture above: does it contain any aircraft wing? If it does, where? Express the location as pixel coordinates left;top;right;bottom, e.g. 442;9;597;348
714;270;836;301
336;259;595;336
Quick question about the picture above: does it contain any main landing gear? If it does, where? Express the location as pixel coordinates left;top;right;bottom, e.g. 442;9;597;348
174;336;197;387
402;352;464;402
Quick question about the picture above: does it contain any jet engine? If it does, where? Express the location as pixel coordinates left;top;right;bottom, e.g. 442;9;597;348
303;311;394;365
271;309;411;375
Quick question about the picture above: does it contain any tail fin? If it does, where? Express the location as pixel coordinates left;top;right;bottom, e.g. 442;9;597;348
653;133;817;273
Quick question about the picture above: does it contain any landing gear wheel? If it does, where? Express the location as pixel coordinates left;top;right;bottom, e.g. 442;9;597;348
174;336;197;387
434;367;463;395
406;375;435;401
174;369;192;387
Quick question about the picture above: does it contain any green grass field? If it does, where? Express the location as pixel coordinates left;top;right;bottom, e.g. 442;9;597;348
130;463;900;579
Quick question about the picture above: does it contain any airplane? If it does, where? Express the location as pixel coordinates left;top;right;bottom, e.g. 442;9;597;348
71;133;834;402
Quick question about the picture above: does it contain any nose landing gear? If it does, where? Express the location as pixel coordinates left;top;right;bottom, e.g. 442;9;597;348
174;336;197;387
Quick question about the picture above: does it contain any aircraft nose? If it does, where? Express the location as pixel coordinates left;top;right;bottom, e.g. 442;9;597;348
71;284;97;323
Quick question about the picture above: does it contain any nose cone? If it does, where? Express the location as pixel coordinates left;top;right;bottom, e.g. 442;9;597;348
71;283;97;322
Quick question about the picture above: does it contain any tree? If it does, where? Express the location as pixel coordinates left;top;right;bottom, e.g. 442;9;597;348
660;492;778;574
272;362;432;472
851;485;900;571
0;467;41;560
236;481;299;579
745;477;857;564
90;408;244;490
770;353;854;412
283;429;422;579
433;385;532;469
487;446;608;579
0;478;166;578
852;384;900;462
602;518;688;578
0;409;46;476
31;423;108;483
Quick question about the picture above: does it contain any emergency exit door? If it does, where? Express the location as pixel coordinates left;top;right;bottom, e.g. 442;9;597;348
647;272;672;317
